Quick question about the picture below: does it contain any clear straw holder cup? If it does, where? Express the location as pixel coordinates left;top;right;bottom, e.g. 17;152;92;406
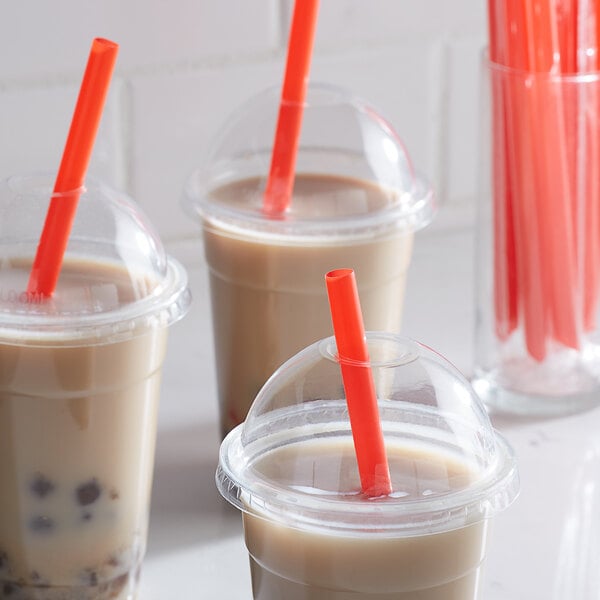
473;55;600;416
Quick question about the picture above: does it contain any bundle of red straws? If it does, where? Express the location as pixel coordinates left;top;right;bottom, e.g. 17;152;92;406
487;0;600;361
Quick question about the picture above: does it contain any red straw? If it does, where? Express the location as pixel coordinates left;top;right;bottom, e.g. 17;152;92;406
556;0;577;73
525;0;580;349
489;0;600;356
497;0;550;359
262;0;320;215
325;269;392;498
577;0;600;331
487;0;519;341
27;38;119;298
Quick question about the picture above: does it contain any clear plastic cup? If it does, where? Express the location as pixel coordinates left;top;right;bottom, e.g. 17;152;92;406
0;174;191;600
183;83;436;437
473;55;600;415
217;332;519;600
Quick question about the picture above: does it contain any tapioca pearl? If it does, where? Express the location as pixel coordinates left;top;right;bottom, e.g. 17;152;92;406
29;474;55;499
110;572;129;595
106;555;121;569
29;571;51;588
29;516;55;534
30;571;41;583
76;479;102;506
2;581;20;595
80;569;98;587
97;581;110;595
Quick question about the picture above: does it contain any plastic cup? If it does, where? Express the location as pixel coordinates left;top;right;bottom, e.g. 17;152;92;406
473;56;600;416
183;83;435;437
217;332;519;599
0;174;191;600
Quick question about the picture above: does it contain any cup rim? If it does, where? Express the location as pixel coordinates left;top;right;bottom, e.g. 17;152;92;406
483;47;600;82
216;421;519;537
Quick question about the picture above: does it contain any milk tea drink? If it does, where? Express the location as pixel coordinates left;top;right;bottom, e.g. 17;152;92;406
0;177;190;600
0;262;167;600
245;441;487;599
204;173;415;435
184;84;435;437
217;333;519;600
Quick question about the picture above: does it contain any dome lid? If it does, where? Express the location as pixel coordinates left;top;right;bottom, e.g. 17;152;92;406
217;333;519;536
184;83;436;242
0;174;190;345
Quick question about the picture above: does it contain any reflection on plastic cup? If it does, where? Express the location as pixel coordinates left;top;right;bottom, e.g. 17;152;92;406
183;83;436;438
217;332;519;599
0;175;191;600
553;438;600;598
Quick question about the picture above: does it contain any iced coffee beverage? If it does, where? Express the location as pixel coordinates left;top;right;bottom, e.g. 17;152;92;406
0;177;190;599
185;84;435;436
217;333;519;599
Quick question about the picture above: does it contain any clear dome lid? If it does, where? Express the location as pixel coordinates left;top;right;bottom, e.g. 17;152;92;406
0;173;191;345
217;332;519;536
183;83;436;242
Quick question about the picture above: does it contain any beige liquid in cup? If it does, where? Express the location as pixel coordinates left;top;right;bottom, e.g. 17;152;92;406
0;260;168;600
242;439;488;600
204;174;414;436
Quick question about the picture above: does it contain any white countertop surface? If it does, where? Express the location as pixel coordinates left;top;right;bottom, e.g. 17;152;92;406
139;224;600;599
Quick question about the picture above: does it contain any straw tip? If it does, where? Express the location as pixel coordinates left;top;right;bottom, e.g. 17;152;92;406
262;182;292;217
326;268;354;282
93;38;119;52
365;482;393;498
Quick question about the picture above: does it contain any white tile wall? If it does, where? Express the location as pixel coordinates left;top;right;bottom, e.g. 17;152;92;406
0;1;487;243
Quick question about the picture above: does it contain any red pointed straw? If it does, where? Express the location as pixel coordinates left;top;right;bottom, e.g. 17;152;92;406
556;0;578;265
591;0;600;330
576;0;600;330
556;0;578;73
325;269;392;498
500;0;549;360
524;0;580;349
262;0;320;215
487;0;519;341
27;38;119;298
